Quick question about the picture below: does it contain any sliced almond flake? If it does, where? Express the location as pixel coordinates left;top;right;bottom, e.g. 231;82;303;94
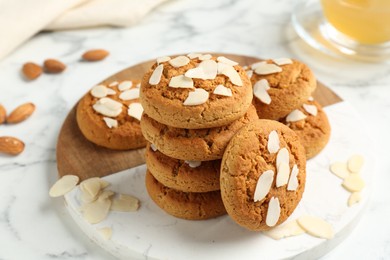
111;194;140;212
242;65;248;70
287;164;299;191
135;83;141;88
246;70;253;78
347;154;364;173
253;79;271;105
303;104;318;116
342;174;365;192
49;175;79;197
255;63;282;75
118;81;133;91
199;54;212;61
263;220;305;240
198;60;218;79
99;179;110;189
80;178;102;203
91;85;108;98
82;195;112;224
266;197;281;227
213;85;232;97
348;192;361;207
169;56;190;68
217;62;230;74
185;67;205;79
98;190;115;201
98;97;122;110
184;160;202;168
251;61;266;70
106;88;116;95
276;148;289;167
272;58;293;66
254;170;274;202
276;162;290;187
297;216;334;239
169;75;194;89
183;88;209;106
217;56;238;66
109;81;118;87
267;130;280;154
157;56;171;63
128;103;143;121
286;109;307;122
93;98;122;117
98;227;112;240
308;96;314;101
119;88;140;101
330;162;349;179
103;117;118;129
150;143;158;151
187;53;202;59
221;66;243;86
149;64;164;85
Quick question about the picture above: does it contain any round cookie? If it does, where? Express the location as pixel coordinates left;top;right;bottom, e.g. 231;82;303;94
248;59;316;120
141;105;258;161
145;143;220;192
77;80;146;150
220;119;306;231
140;54;253;129
281;100;331;159
145;170;226;220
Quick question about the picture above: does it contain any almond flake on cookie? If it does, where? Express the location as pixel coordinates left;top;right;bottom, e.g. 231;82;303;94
185;67;205;79
103;117;118;128
287;164;299;191
221;66;243;86
308;96;314;101
297;216;334;239
184;160;202;168
348;192;361;207
119;88;140;101
272;58;293;66
118;81;133;91
251;61;266;70
217;56;238;66
276;162;290;187
106;88;116;95
199;54;212;60
91;85;108;98
267;130;280;154
330;162;349;179
347;154;364;173
286;109;307;122
109;81;118;87
111;194;140;212
187;53;202;59
264;220;305;240
169;56;190;67
303;104;318;116
183;88;209;106
157;56;171;64
198;60;218;79
246;70;253;78
135;83;141;88
213;85;232;97
255;63;282;75
217;62;230;74
93;98;122;117
266;197;281;227
49;175;79;197
254;170;274;202
150;143;158;151
276;148;289;167
149;64;164;85
127;103;143;121
254;79;271;105
342;174;365;192
169;75;194;88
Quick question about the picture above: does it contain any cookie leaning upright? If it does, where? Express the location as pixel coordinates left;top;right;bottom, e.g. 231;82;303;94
248;59;316;120
140;54;253;129
220;119;306;231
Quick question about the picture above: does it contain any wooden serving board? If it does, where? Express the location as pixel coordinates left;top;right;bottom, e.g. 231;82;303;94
56;54;342;180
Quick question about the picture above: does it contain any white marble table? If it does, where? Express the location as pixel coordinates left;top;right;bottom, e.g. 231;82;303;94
0;0;389;259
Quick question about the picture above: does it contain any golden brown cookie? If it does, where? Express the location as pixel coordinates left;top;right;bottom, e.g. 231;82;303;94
248;59;316;120
141;105;258;161
281;100;331;159
76;80;146;150
140;54;253;129
145;170;226;220
145;143;220;192
220;119;306;231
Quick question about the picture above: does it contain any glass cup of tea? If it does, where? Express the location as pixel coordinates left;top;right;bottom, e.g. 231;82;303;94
291;0;390;62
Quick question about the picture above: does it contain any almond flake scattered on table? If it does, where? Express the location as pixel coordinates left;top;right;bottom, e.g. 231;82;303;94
297;216;334;239
82;191;113;224
118;81;133;91
348;192;361;207
49;175;79;197
347;154;364;173
91;85;108;98
184;160;202;168
303;104;318;116
157;56;171;64
255;63;282;75
263;220;305;240
103;117;118;129
183;88;209;106
217;56;238;66
169;56;190;68
213;85;232;97
266;197;281;227
254;170;274;202
286;109;307;122
119;88;140;101
272;58;293;66
253;79;271;105
287;164;299;191
221;65;243;86
267;130;280;153
149;64;164;85
80;177;107;203
342;174;365;192
169;75;194;89
127;103;143;121
330;162;349;179
111;194;140;212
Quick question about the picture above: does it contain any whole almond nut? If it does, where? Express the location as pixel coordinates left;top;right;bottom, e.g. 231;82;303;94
0;104;6;125
0;136;25;155
7;102;35;124
44;59;66;73
82;49;109;61
22;62;42;80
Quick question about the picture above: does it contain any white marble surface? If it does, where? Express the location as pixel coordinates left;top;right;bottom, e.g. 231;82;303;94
0;0;389;259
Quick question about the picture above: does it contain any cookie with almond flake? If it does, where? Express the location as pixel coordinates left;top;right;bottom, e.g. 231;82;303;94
145;143;220;192
140;54;253;129
220;119;306;231
248;59;316;120
145;170;226;220
76;79;146;150
281;100;331;159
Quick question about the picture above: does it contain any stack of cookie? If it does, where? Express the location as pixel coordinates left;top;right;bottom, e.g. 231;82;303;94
139;54;257;220
246;58;330;159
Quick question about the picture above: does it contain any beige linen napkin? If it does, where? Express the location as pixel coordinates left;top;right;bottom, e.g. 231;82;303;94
0;0;167;60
